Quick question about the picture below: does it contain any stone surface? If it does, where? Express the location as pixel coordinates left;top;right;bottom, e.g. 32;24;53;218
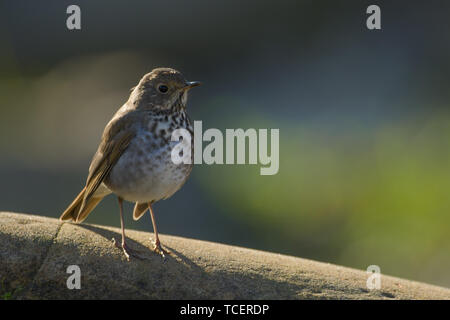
0;212;449;299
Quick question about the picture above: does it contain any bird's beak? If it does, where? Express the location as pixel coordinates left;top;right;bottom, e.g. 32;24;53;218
184;81;202;90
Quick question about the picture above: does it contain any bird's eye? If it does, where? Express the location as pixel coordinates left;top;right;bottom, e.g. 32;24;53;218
158;85;168;93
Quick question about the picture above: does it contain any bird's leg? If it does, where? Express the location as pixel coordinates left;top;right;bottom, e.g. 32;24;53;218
112;196;143;261
148;202;170;258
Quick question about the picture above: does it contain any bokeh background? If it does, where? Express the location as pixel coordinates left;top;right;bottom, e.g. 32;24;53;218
1;0;449;287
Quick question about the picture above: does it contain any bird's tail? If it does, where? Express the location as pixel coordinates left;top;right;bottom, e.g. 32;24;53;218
60;186;104;223
133;202;148;221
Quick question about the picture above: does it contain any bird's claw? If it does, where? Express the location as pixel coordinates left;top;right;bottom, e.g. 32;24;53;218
151;239;170;258
112;238;144;261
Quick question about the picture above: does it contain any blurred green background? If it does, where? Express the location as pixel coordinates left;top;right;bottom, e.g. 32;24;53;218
1;0;449;287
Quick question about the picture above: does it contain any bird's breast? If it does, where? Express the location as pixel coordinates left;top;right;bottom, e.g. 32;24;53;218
105;113;193;203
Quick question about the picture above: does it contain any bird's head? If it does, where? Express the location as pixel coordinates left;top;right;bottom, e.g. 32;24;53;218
130;67;201;112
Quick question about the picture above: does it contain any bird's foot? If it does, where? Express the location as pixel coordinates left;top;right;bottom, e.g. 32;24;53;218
151;239;170;258
112;238;144;261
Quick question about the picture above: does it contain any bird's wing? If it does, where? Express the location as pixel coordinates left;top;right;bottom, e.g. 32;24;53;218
79;112;136;214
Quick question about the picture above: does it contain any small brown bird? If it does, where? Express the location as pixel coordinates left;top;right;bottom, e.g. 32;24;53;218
60;68;200;260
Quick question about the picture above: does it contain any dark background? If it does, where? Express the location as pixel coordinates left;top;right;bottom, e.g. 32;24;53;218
1;0;450;287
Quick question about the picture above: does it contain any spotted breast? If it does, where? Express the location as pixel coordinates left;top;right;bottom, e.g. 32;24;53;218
104;108;194;203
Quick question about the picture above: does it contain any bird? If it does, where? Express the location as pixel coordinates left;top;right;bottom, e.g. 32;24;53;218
59;67;201;260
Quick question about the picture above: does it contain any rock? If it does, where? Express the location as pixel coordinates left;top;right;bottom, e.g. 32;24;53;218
0;212;449;299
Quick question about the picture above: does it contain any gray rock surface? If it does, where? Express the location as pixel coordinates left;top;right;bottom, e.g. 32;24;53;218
0;212;449;299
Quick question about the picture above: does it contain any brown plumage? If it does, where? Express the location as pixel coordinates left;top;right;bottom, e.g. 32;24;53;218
59;67;200;260
133;202;149;221
60;187;104;223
